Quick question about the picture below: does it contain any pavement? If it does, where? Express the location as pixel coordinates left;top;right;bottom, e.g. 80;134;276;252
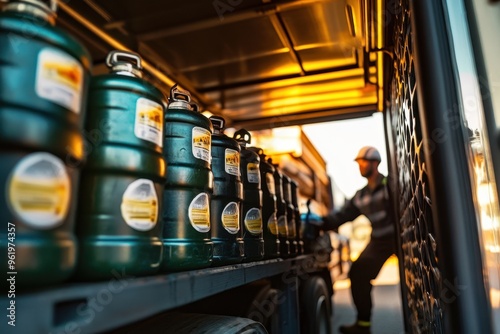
331;256;407;334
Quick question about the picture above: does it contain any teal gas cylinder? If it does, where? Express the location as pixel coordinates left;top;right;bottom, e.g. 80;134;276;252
282;175;298;257
209;116;244;265
234;130;264;262
161;85;213;271
247;148;279;259
0;0;91;288
75;51;166;280
272;166;290;258
290;179;304;254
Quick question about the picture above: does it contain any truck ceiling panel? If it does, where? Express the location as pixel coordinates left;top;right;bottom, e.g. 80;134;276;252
172;53;302;89
146;16;289;74
281;2;349;44
91;0;267;33
296;46;357;72
55;0;380;129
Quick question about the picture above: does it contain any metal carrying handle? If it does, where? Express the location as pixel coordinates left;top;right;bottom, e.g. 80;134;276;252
209;116;225;131
189;101;200;112
106;50;142;70
169;84;191;102
233;129;251;145
167;84;197;111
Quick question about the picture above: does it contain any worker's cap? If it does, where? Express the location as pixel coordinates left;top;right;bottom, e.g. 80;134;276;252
354;146;381;162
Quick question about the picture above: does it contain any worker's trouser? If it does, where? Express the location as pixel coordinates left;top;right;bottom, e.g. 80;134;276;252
348;233;397;322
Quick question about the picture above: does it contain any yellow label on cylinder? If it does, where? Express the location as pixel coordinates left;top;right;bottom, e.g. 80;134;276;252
8;152;70;229
266;173;275;195
277;215;288;237
267;212;278;236
244;208;262;234
225;149;240;176
36;48;83;114
135;98;164;147
192;127;211;162
247;163;260;184
222;201;240;234
121;179;158;231
189;192;210;232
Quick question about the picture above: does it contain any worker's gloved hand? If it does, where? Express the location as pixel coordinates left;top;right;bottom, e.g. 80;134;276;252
300;212;324;227
301;212;325;243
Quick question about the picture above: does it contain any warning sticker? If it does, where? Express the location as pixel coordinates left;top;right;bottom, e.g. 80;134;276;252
222;201;240;234
189;192;210;233
192;127;211;162
244;208;262;235
135;98;164;147
225;148;240;176
120;179;158;231
36;48;84;114
247;163;260;184
7;152;70;229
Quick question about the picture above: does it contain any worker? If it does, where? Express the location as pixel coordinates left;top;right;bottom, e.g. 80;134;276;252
305;146;397;334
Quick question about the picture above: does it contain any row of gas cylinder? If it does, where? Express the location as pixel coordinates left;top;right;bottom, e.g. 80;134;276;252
0;0;313;289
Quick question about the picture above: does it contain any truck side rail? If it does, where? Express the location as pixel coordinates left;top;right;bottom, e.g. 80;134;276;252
1;255;327;333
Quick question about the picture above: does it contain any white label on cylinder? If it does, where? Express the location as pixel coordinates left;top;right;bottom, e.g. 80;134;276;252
267;212;278;236
244;208;262;234
225;148;240;176
278;215;288;237
36;48;83;114
7;152;70;229
189;192;210;232
247;163;260;184
222;201;239;234
135;98;164;147
121;179;158;231
192;127;211;162
266;173;275;195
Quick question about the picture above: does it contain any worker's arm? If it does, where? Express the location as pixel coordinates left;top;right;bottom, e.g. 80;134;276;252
322;198;362;231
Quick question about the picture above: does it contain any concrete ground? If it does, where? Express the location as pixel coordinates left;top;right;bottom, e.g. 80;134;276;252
331;256;407;334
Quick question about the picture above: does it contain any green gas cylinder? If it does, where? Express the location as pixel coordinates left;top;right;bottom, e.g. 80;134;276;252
209;116;244;265
290;179;304;254
234;129;264;262
282;175;298;257
75;51;166;280
247;148;279;259
273;166;290;258
0;0;91;288
161;85;213;271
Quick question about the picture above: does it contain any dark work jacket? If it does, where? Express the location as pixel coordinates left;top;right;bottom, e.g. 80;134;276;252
323;174;395;238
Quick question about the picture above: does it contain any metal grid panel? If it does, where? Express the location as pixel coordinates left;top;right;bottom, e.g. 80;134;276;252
390;1;444;332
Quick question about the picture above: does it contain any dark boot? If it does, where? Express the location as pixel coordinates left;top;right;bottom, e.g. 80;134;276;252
339;322;371;334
